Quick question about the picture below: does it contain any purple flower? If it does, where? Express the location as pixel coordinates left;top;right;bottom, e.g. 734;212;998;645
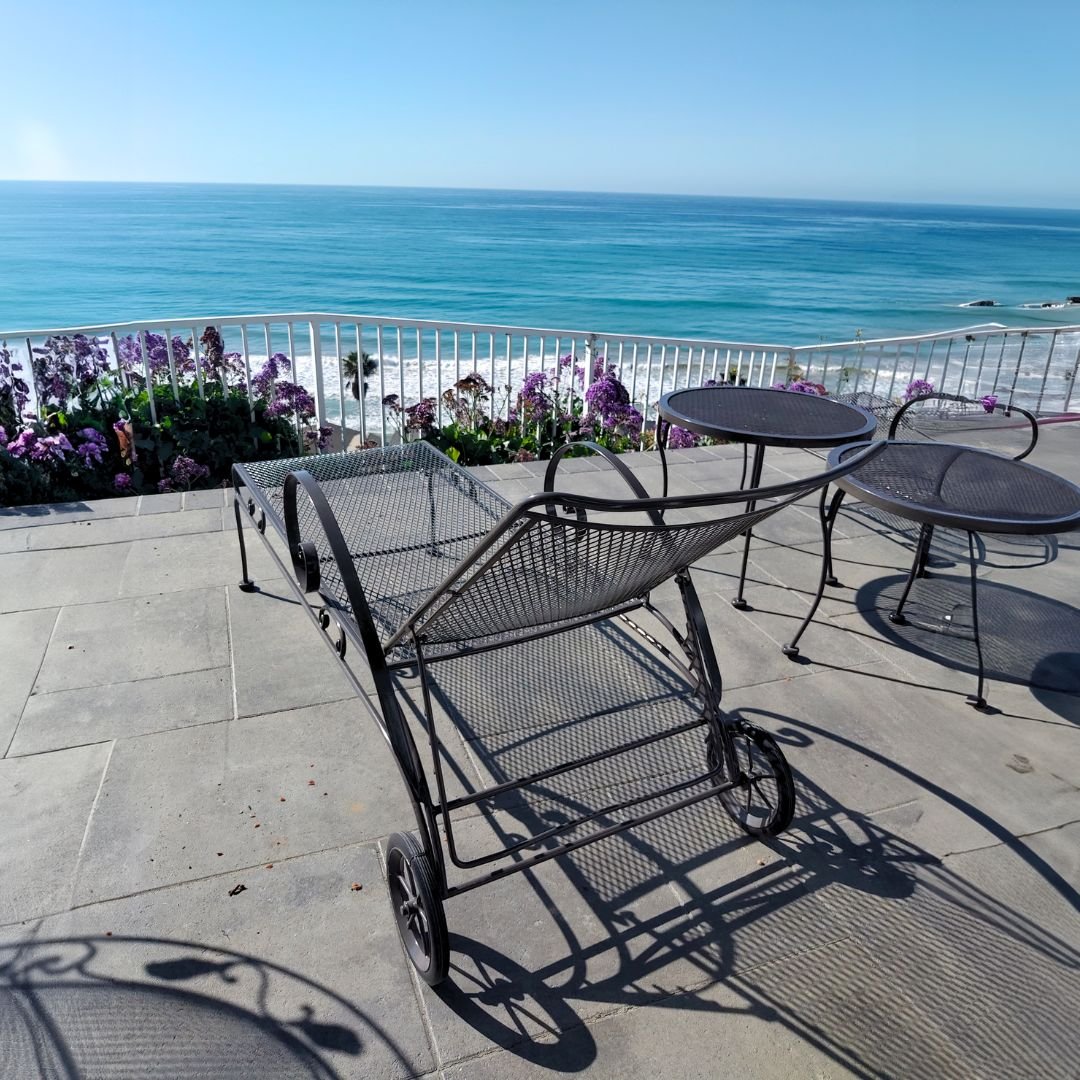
169;454;210;489
29;433;73;463
302;426;335;453
251;353;291;399
264;380;316;421
114;472;133;493
979;393;999;413
75;427;107;466
584;367;643;437
117;333;194;379
6;428;36;458
775;380;827;395
517;371;551;421
157;478;175;493
31;335;110;406
904;378;935;401
666;425;699;450
404;397;438;433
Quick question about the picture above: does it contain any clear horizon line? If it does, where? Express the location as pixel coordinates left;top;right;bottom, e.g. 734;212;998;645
0;177;1078;214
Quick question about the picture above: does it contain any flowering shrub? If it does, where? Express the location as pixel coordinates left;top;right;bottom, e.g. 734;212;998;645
904;378;935;400
0;329;329;507
773;379;828;395
381;355;652;467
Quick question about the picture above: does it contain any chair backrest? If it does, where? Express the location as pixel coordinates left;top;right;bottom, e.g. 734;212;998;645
888;392;1038;460
396;443;884;653
834;391;898;440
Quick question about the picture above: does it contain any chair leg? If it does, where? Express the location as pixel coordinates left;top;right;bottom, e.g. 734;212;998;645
965;531;988;709
232;493;258;593
890;526;932;625
783;486;846;658
915;523;935;577
732;445;765;611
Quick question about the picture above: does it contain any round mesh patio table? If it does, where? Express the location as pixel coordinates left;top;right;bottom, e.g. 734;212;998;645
788;439;1080;708
657;386;876;607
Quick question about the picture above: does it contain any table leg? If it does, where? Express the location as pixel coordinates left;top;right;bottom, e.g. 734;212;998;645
889;526;934;626
782;485;846;658
732;444;765;610
656;419;671;499
965;531;988;709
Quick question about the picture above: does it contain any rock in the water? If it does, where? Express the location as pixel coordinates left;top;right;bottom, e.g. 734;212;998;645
962;299;997;307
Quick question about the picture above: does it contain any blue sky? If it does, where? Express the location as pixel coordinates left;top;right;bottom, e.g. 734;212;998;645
3;0;1077;206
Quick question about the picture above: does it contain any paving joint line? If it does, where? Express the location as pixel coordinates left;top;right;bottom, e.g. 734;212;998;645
66;739;117;911
3;606;60;759
0;836;389;931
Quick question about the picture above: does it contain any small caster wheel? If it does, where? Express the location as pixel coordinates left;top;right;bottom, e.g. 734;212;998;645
706;724;795;837
966;694;988;710
824;576;840;588
731;597;751;611
888;612;908;626
385;832;448;986
238;581;258;593
781;644;800;659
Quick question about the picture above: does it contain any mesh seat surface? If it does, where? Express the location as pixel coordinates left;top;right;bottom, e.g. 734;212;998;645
239;443;513;651
240;441;814;658
834;442;1080;533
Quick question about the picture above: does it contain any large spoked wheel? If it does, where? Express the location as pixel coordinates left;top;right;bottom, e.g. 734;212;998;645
707;723;795;837
385;831;449;986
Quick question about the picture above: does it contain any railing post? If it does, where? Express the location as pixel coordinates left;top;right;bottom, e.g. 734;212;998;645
308;320;326;431
583;334;596;391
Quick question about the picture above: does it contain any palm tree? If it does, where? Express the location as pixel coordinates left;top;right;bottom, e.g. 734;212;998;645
342;351;378;401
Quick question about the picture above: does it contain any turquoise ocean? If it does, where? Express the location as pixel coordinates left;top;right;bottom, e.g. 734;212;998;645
2;183;1080;345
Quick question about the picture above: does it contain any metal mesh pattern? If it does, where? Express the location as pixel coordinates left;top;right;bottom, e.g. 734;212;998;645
417;500;786;648
239;443;513;643
241;441;823;657
835;442;1080;532
661;386;876;446
893;399;1034;457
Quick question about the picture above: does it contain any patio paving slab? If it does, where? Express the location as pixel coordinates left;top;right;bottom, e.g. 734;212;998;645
21;506;223;550
0;541;133;612
9;666;233;757
70;698;413;907
0;742;111;924
0;606;57;754
228;579;355;717
117;526;279;597
34;587;228;693
0;495;139;530
1;844;434;1079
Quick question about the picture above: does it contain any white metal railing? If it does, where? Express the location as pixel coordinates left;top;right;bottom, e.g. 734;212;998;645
3;312;1079;452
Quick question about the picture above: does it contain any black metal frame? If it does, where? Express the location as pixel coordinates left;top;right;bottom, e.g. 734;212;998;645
656;385;877;610
781;398;1080;708
230;438;883;983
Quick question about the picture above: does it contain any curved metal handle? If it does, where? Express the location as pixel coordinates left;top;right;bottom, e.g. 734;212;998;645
544;440;665;526
889;391;1039;459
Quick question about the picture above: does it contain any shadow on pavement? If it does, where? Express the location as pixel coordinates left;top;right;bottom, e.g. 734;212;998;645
422;622;1080;1077
0;935;412;1079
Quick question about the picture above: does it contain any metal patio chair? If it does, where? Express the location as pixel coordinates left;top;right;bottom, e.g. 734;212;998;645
884;391;1039;582
231;438;882;985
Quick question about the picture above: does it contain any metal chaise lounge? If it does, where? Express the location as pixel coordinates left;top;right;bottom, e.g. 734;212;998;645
231;438;882;985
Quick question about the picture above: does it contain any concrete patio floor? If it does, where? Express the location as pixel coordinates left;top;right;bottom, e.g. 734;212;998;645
2;427;1079;1079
